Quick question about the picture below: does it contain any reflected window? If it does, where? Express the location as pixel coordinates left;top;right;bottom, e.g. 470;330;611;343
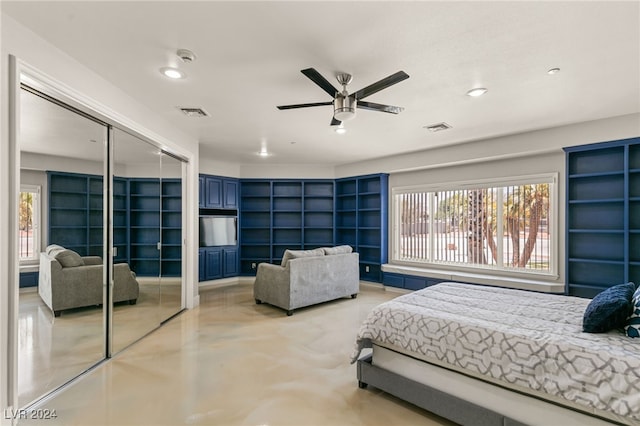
19;184;40;263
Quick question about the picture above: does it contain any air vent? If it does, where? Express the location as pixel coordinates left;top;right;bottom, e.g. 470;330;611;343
178;107;209;117
423;122;452;132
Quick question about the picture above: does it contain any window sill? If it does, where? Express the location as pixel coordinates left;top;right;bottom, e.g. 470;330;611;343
381;264;565;294
20;263;39;273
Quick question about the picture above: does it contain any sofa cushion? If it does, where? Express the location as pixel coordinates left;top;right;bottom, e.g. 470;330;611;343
322;245;353;255
55;249;85;268
45;244;65;256
281;248;324;267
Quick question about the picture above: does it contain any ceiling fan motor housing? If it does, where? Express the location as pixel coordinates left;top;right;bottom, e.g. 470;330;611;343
334;94;356;121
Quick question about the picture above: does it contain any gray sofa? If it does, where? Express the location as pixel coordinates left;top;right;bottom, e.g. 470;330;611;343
253;245;360;315
38;245;139;317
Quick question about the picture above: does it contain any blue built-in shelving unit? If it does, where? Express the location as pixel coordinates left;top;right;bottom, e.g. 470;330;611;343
239;179;335;275
48;171;182;277
564;137;640;298
335;174;388;282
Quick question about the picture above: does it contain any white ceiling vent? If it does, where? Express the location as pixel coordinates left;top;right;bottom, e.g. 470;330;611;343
424;122;452;132
178;107;209;117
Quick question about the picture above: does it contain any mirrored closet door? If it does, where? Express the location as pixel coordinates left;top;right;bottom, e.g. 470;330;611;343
111;129;185;354
18;86;108;407
159;152;184;323
17;83;186;408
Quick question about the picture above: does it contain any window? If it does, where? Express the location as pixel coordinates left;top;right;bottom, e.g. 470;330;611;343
393;175;556;275
19;185;40;262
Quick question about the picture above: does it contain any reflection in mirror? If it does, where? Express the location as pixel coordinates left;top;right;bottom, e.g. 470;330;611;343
160;153;183;323
111;129;184;353
18;86;107;406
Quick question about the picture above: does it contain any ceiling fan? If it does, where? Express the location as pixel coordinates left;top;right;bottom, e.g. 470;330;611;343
277;68;409;126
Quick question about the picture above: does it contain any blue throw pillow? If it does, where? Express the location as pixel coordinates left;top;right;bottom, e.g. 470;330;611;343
583;282;635;333
625;287;640;338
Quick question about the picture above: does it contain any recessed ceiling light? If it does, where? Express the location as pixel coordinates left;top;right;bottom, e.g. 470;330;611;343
257;146;271;157
160;67;185;79
547;67;561;75
466;87;488;97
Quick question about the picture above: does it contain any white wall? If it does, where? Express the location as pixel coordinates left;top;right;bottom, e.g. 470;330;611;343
239;163;336;179
335;113;640;177
1;12;200;416
198;145;241;178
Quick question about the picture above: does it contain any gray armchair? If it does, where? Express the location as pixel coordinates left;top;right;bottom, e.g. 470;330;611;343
38;245;139;317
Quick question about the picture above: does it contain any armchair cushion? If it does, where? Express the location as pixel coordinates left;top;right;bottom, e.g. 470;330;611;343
55;249;85;267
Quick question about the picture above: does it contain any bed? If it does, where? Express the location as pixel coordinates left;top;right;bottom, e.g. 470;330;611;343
352;282;640;426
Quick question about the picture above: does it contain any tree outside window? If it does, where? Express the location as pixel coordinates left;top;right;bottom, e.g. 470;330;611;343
395;177;554;275
19;185;40;262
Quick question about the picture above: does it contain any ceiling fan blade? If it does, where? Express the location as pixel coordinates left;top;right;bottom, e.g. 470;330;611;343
277;101;333;110
301;68;339;98
357;100;404;114
353;71;409;100
330;117;342;126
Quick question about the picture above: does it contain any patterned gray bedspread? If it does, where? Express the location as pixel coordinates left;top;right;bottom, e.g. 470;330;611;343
352;282;640;424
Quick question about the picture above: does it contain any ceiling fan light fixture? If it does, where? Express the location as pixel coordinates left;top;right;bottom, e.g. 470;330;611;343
334;95;356;121
335;124;347;135
466;87;487;97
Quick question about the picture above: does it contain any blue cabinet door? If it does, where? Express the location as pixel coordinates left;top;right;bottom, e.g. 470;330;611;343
223;179;238;209
198;248;206;281
204;176;223;208
205;247;223;280
198;176;205;208
200;175;238;209
223;247;239;277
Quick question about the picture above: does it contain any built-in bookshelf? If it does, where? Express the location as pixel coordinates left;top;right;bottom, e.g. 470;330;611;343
335;174;388;282
47;172;181;277
564;137;640;297
239;179;335;275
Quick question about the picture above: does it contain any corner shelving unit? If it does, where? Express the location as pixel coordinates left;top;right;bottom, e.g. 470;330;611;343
239;180;272;274
335;173;388;282
564;137;640;298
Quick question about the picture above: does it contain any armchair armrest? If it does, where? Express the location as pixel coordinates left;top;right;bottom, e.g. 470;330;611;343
82;256;102;265
253;263;291;308
255;262;289;285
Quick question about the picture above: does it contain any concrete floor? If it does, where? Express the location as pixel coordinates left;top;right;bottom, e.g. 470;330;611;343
16;281;453;425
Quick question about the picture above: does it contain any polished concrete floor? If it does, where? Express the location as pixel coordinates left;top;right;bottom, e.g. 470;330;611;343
19;282;454;425
18;279;183;407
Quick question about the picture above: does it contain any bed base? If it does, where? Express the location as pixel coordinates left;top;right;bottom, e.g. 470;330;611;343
357;354;525;426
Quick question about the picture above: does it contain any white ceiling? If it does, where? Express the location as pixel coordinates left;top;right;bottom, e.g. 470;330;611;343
5;1;640;167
